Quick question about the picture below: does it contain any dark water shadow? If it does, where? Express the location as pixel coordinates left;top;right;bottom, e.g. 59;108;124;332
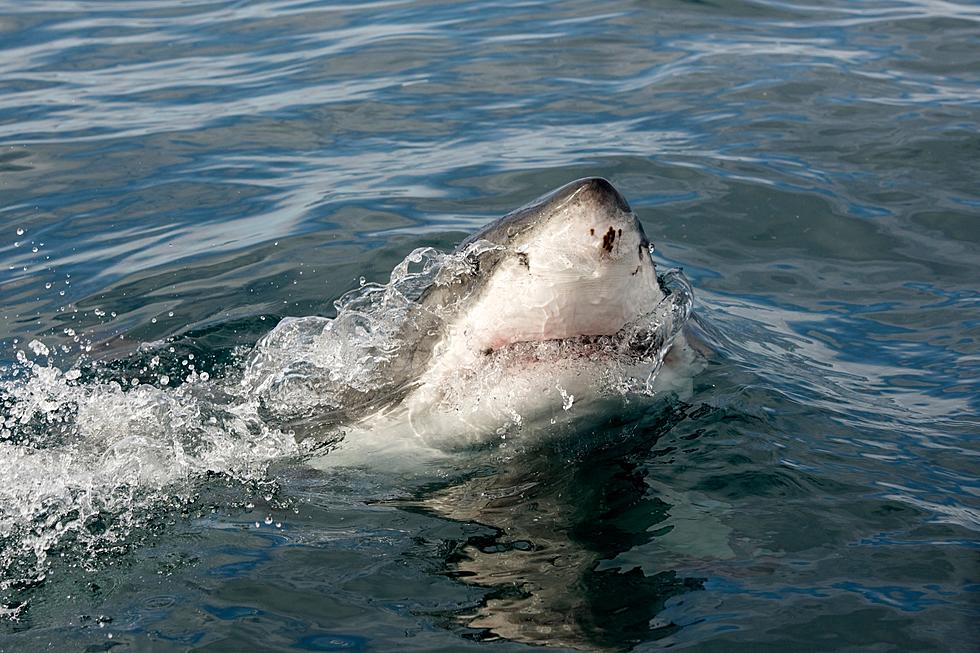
396;409;705;652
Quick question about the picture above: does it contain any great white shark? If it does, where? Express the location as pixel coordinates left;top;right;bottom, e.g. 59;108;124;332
246;178;719;650
251;176;703;465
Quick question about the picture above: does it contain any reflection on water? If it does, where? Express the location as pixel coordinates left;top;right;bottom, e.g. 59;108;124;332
408;427;707;652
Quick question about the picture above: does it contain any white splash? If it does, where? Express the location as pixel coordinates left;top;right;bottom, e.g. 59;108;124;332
0;347;297;606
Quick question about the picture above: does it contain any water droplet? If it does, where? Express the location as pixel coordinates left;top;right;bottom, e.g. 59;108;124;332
264;516;273;525
199;372;209;381
16;227;24;236
45;282;52;289
167;311;174;317
159;375;169;386
151;318;157;324
28;340;49;357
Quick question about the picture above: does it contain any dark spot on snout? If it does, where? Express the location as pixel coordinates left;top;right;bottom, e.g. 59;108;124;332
638;243;646;260
482;347;494;356
631;265;640;276
589;228;594;236
516;252;529;269
601;226;616;253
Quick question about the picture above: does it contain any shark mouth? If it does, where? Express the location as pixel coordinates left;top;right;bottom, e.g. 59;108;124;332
477;266;692;367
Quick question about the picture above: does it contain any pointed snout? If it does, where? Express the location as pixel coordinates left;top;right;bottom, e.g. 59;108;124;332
557;177;633;215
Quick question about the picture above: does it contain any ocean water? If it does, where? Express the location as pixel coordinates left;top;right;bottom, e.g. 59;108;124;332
1;0;978;651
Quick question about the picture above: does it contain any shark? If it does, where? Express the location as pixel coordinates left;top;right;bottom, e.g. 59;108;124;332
245;177;719;650
246;177;701;464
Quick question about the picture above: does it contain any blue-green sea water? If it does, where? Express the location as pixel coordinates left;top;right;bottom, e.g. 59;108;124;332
1;1;978;651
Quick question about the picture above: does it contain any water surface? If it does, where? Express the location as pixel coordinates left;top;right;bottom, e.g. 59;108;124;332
1;0;978;651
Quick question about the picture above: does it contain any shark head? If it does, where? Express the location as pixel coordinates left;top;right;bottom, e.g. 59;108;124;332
450;177;665;354
386;177;688;450
247;177;694;456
